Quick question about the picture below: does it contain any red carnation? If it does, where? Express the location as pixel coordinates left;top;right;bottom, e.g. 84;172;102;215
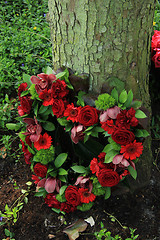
34;132;52;151
18;82;28;99
51;79;69;99
60;202;76;213
78;188;96;204
65;186;81;206
19;96;32;115
97;169;120;187
120;140;143;160
151;30;160;51
52;99;66;118
32;175;40;184
44;193;61;208
116;108;139;129
33;163;47;178
100;119;115;134
64;103;81;122
90;158;100;176
111;128;135;145
39;89;54;106
78;105;98;127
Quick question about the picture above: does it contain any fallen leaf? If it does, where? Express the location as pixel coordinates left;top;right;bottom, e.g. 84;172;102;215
63;219;88;240
48;234;55;239
84;216;95;227
0;147;7;159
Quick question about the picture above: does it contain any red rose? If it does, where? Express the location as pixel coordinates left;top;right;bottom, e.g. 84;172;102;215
98;169;120;187
65;186;81;206
78;105;98;126
51;79;69;99
33;163;47;178
152;51;160;68
19;96;32;114
60;202;76;213
111;128;135;145
44;193;61;208
52;99;65;118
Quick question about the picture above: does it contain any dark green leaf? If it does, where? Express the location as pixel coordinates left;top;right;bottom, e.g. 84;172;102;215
42;121;55;131
71;165;87;173
124;89;133;108
59;185;67;195
104;187;111;199
58;175;67;182
128;165;137;180
77;202;94;211
130;101;142;109
38;105;48;114
23;73;32;87
104;150;118;163
54;153;68;168
58;168;68;175
111;88;118;102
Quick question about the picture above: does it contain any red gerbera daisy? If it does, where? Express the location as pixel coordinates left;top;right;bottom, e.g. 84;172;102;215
78;188;96;203
64;103;81;122
120;140;143;160
34;132;52;150
100;119;115;134
39;89;54;106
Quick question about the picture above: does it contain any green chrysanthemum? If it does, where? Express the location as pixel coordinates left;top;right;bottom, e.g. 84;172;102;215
33;145;55;165
95;93;116;110
92;178;106;196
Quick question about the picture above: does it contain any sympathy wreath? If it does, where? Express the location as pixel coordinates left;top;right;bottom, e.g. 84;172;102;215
14;67;149;214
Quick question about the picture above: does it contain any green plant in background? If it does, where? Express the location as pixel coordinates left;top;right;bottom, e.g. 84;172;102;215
0;0;52;98
94;222;139;240
0;182;32;239
154;0;160;30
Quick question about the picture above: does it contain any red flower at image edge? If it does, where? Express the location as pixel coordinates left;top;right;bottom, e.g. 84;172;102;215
33;163;48;178
152;51;160;68
120;140;143;160
78;105;98;127
44;193;61;208
78;188;96;203
34;133;52;150
64;103;81;122
65;186;81;206
97;169;120;187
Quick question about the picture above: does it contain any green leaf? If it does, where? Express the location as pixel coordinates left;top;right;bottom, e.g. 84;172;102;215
76;91;86;107
124;89;133;108
57;117;68;126
52;207;65;215
58;168;68;175
23;73;32;87
104;150;118;163
56;194;66;202
33;102;39;116
134;129;144;138
6;123;20;131
45;66;53;74
77;202;94;211
5;228;11;237
111;88;118;102
135;109;147;119
107;77;125;93
71;165;87;173
104;187;111;199
103;144;113;153
42;121;55;131
59;185;67;195
130;101;142;109
27;145;35;154
18;132;27;142
56;71;66;79
38;105;49;114
128;165;137;180
58;175;67;182
119;90;128;103
54;153;68;168
142;129;150;137
20;90;30;97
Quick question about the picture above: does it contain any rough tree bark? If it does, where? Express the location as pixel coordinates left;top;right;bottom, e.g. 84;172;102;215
48;0;156;191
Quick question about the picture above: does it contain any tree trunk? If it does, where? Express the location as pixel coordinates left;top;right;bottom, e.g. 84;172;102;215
48;0;156;190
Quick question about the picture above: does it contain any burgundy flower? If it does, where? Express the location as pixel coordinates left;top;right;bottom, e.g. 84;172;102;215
44;177;61;193
23;117;42;142
71;125;85;144
60;202;76;213
31;73;56;94
33;163;48;178
75;176;93;192
51;79;69;99
116;108;139;129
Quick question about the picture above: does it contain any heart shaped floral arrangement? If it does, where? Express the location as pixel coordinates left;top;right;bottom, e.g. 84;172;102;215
15;67;149;214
